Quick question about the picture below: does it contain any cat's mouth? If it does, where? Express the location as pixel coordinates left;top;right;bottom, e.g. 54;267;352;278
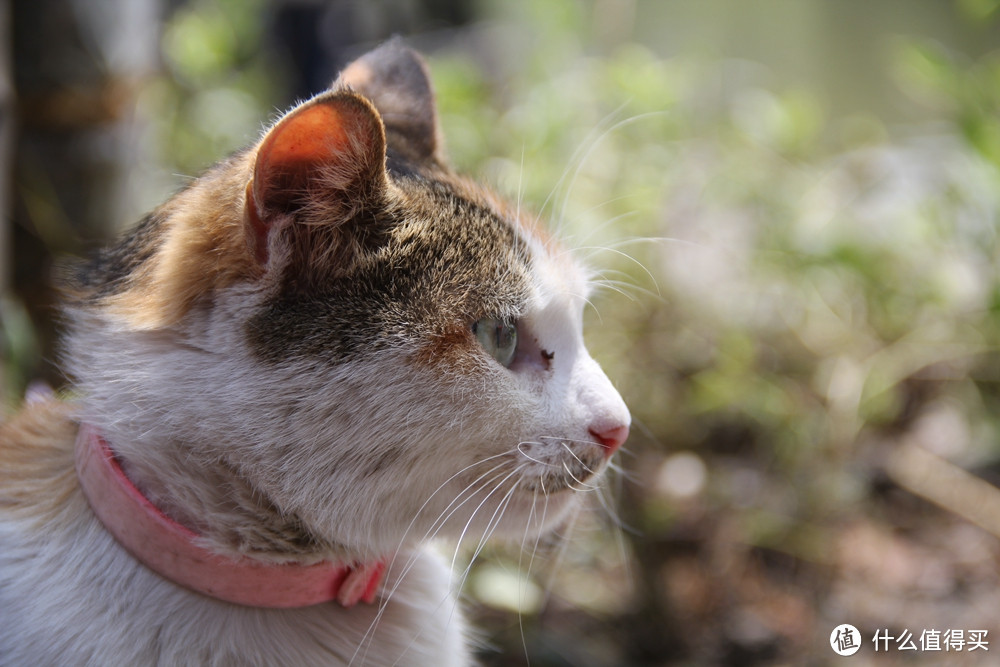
514;442;608;495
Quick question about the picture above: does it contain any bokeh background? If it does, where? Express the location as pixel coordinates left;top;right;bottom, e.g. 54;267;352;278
4;0;1000;664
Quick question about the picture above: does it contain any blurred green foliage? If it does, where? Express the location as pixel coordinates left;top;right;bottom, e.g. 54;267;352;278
0;297;40;402
150;0;279;176
432;1;1000;661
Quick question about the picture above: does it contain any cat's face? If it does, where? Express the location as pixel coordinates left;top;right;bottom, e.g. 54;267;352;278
71;41;629;558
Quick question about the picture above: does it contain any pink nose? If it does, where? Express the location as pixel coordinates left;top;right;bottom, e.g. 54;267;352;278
589;424;629;456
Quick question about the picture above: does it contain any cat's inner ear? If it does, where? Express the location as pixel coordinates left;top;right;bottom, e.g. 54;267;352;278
337;40;443;167
246;92;387;266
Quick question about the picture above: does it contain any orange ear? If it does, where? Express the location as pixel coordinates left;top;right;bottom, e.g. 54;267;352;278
246;92;386;265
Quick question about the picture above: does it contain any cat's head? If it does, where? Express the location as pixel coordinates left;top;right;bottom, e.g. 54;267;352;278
68;40;630;560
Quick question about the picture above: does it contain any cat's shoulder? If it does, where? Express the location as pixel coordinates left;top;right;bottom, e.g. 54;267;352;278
0;398;81;525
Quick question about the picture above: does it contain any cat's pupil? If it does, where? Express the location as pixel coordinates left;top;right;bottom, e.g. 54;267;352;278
472;318;518;368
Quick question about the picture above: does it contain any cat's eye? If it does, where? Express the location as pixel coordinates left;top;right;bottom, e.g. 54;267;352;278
472;318;518;368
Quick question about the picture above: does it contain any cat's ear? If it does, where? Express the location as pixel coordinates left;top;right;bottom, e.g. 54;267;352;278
336;39;444;167
245;91;387;268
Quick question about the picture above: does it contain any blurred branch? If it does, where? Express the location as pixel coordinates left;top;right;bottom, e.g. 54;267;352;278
887;440;1000;537
17;79;137;131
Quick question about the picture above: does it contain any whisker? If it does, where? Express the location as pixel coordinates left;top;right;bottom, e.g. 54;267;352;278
516;441;560;467
418;464;511;543
592;469;638;609
588;271;663;303
453;476;522;601
351;454;515;665
375;464;523;666
604;483;636;589
555;110;669;234
603;458;640;487
600;235;710;252
516;488;542;666
559;441;595;475
590;280;642;303
539;497;577;610
574;244;661;297
442;471;528;649
592;478;625;526
383;465;512;606
516;142;525;222
566;209;642;249
561;461;601;492
536;101;633;233
449;466;524;575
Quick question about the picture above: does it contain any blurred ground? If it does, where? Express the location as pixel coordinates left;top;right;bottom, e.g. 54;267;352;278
4;1;1000;664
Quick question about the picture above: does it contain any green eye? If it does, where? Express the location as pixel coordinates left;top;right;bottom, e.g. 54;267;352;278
472;318;518;368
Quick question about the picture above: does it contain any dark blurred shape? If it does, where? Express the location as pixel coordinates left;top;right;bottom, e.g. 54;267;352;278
271;0;474;102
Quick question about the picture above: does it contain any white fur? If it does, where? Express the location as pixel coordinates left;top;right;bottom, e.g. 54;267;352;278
0;215;628;665
65;246;628;560
0;511;468;665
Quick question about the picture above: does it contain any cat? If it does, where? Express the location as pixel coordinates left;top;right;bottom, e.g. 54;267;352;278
0;39;630;665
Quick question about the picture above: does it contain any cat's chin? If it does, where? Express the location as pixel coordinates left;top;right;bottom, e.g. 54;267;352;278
503;483;587;531
453;495;579;545
516;457;610;496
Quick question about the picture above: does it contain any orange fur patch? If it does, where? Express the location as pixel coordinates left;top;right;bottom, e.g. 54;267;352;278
0;399;83;528
106;157;258;329
412;326;480;372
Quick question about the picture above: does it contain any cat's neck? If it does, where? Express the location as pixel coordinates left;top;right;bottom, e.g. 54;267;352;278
74;422;385;607
83;416;354;566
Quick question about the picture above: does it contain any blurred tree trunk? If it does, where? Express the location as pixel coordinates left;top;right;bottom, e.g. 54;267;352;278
7;0;160;393
0;0;11;405
0;0;9;297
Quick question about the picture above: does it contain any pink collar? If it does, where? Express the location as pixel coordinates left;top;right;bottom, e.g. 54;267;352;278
74;423;384;608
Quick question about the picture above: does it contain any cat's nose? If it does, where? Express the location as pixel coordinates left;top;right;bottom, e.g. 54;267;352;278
589;424;629;456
